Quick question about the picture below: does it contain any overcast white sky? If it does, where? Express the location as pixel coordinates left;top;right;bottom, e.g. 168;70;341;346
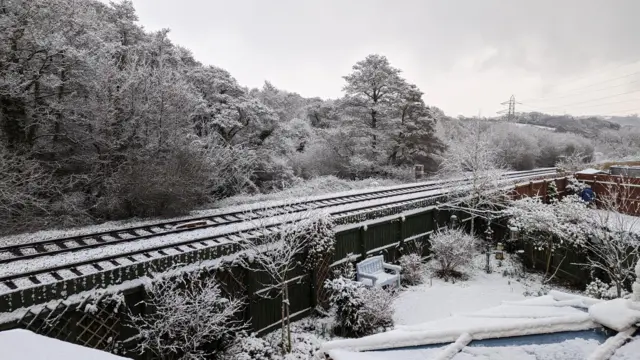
125;0;640;117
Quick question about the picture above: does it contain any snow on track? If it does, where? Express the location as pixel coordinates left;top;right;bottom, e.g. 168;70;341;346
0;169;558;293
0;168;555;248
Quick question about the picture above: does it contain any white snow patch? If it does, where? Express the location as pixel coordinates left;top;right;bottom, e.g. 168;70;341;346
548;290;604;307
393;261;530;326
611;335;640;360
328;347;445;360
590;210;640;236
0;329;128;359
455;337;601;360
588;326;636;360
433;333;472;360
323;255;599;353
589;299;640;332
322;314;596;352
576;168;607;175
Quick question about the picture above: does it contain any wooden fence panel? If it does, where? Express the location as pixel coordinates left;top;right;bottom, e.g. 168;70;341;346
333;229;361;262
363;221;398;254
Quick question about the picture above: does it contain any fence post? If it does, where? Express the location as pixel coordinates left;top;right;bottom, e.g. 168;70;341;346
432;208;440;233
542;180;548;202
310;267;317;310
244;267;257;332
395;217;404;262
358;227;366;259
529;181;534;197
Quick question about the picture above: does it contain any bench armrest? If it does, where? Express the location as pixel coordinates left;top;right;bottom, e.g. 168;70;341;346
383;263;402;273
357;273;378;286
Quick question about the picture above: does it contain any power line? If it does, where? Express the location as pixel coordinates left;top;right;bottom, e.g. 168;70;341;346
522;89;640;111
520;63;640;103
522;78;640;103
519;99;640;115
552;58;640;87
603;106;640;116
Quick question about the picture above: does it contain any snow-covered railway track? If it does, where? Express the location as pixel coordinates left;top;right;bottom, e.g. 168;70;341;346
0;168;554;265
0;168;556;293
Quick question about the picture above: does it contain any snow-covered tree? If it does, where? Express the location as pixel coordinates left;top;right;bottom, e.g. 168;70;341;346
237;210;334;353
387;83;444;169
556;151;592;173
506;195;592;279
340;55;442;174
574;179;640;298
128;271;245;360
342;54;405;154
438;120;508;234
0;148;53;231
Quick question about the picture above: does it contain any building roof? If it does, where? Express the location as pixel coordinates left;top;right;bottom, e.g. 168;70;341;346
0;329;128;360
323;291;640;360
576;168;608;175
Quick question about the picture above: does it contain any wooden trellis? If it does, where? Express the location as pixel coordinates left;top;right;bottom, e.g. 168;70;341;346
17;294;124;353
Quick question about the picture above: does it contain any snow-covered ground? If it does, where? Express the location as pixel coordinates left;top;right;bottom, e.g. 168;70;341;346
322;253;640;360
394;256;538;326
513;123;557;132
612;336;640;360
590;209;640;236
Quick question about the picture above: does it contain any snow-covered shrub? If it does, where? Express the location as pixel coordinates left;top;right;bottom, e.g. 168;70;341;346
398;253;425;285
585;279;610;299
230;324;323;360
223;333;278;360
128;271;245;360
100;147;211;218
362;286;395;330
304;215;336;272
429;228;478;279
332;261;356;281
282;333;320;360
506;195;591;251
506;195;592;279
324;277;395;337
584;278;629;300
547;181;558;202
566;176;587;195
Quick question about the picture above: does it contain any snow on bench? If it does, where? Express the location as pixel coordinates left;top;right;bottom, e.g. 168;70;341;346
356;255;401;288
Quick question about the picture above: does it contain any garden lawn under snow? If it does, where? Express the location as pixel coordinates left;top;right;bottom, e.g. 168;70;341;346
394;255;545;326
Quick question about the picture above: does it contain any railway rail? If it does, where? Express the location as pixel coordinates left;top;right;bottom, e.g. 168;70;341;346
0;168;556;293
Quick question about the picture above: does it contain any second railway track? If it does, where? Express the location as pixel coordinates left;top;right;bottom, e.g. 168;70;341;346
0;168;557;291
0;168;554;265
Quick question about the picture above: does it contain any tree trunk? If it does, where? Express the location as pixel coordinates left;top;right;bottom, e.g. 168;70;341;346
281;289;287;353
284;284;292;353
370;109;377;150
545;237;553;278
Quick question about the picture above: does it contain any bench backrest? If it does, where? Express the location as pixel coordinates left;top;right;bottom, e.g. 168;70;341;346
357;256;384;274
